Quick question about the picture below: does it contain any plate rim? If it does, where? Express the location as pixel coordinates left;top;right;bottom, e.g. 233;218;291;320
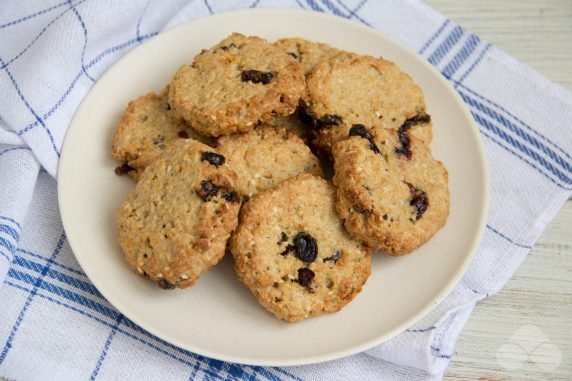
58;8;490;366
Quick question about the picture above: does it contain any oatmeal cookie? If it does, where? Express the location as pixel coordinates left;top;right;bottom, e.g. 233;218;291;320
231;174;371;322
117;140;241;289
111;87;212;181
332;124;449;255
168;33;305;137
302;52;432;154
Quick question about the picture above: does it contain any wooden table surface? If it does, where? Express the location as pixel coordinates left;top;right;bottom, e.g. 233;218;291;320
423;1;572;379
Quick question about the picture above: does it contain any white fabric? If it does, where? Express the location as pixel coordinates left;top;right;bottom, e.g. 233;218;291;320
1;1;571;380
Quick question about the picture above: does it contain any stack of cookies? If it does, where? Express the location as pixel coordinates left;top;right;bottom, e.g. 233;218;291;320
112;33;450;322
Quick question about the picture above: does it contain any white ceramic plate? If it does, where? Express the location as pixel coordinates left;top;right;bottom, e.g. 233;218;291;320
58;9;489;366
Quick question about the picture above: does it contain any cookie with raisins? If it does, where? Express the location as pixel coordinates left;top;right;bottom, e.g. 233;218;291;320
303;52;432;155
111;87;212;181
332;125;449;255
117;140;241;289
168;33;305;137
216;125;322;197
231;174;371;322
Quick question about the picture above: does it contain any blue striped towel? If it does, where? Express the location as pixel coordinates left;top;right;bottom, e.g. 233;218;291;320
1;1;571;380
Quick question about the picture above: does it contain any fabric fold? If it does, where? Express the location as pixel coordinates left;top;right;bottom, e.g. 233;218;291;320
0;1;571;380
0;137;40;285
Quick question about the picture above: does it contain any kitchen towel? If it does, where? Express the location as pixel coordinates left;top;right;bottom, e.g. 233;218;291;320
1;0;571;380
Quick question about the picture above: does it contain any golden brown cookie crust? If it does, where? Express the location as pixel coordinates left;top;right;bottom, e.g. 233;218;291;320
111;87;212;180
231;174;372;322
168;33;305;137
303;52;432;154
117;140;241;289
332;125;449;255
273;37;341;75
216;125;322;197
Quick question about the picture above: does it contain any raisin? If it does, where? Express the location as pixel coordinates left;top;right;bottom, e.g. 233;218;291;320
349;124;373;140
241;70;275;84
404;181;428;219
406;112;431;126
404;181;416;197
178;130;189;139
353;204;372;216
349;124;380;154
323;251;342;264
278;232;288;244
394;147;412;159
157;279;176;290
382;214;388;221
296;101;342;131
394;132;412;159
394;113;431;160
296;268;315;289
196;178;239;203
196;180;219;201
219;43;237;52
115;163;135;176
294;232;318;263
411;192;428;219
201;151;226;167
319;114;343;128
221;189;239;203
165;103;171;111
297;100;318;129
242;195;250;203
280;244;295;256
288;52;299;59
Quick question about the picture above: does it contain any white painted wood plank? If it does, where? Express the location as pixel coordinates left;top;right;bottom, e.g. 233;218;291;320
423;0;572;379
444;201;572;380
